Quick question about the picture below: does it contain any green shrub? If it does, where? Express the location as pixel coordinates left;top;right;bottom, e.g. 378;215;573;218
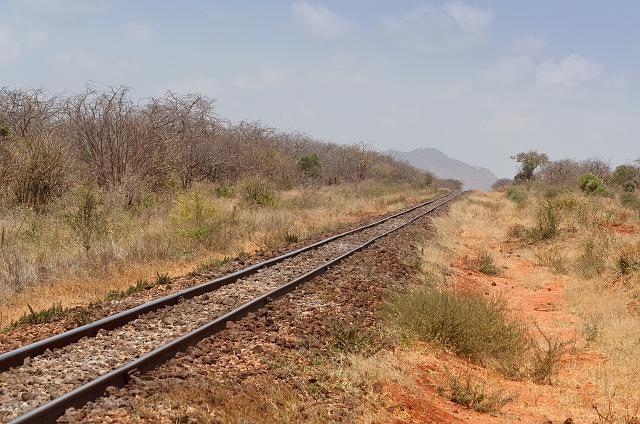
475;252;500;276
610;164;639;192
5;303;65;330
579;173;607;195
170;189;220;243
298;154;321;178
437;374;513;413
505;186;527;205
385;288;526;367
155;272;171;285
241;177;278;207
527;201;559;241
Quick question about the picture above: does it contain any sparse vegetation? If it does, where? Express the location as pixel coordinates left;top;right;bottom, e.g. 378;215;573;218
437;374;514;413
3;302;65;331
106;279;151;300
0;86;439;324
527;200;559;241
385;287;527;368
505;185;528;205
475;251;500;276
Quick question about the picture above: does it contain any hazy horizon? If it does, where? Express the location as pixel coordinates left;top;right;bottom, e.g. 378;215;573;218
2;0;639;178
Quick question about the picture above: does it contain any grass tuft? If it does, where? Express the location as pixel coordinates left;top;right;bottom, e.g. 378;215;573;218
437;374;514;413
475;252;500;276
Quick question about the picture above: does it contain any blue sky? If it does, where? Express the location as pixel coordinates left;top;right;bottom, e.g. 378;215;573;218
1;0;639;177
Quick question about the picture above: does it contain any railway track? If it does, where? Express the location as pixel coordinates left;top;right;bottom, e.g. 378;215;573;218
0;192;460;423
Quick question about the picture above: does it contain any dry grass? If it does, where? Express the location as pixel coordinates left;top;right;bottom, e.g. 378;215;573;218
0;181;436;326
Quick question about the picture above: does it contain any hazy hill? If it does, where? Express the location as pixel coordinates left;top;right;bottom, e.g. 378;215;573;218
388;148;498;191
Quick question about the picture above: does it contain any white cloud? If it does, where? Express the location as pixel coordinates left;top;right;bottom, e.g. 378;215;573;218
291;1;353;39
443;1;495;36
125;22;155;42
55;50;97;69
381;1;494;49
485;112;530;133
0;25;21;64
536;54;603;87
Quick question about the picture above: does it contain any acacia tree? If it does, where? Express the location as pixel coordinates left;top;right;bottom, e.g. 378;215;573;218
511;150;549;182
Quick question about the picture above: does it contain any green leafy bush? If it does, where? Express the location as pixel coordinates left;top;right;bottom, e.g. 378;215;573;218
579;173;607;195
298;154;321;178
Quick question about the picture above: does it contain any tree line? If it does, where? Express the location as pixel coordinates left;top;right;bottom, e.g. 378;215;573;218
0;86;426;210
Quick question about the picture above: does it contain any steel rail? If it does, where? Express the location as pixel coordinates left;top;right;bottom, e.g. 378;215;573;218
0;193;448;371
7;192;462;424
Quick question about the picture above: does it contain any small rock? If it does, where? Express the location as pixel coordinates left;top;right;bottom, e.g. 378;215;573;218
21;392;36;401
491;281;497;286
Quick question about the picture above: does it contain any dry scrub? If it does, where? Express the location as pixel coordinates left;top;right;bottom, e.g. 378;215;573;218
0;181;436;327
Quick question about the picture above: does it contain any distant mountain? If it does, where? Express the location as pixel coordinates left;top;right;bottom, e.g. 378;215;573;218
388;148;497;191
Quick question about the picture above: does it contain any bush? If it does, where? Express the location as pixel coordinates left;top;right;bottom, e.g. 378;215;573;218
298;154;321;179
65;189;107;252
241;177;278;207
527;201;559;241
579;173;607;195
385;288;527;367
437;374;513;413
475;252;500;276
620;192;640;212
169;188;220;243
414;172;434;189
574;238;609;278
505;186;527;205
4;135;70;210
610;164;639;192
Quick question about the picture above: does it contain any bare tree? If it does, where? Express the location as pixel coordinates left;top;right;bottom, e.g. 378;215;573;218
64;86;166;197
0;88;60;138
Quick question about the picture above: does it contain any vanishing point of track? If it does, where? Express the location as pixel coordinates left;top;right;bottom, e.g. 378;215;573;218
0;192;460;423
